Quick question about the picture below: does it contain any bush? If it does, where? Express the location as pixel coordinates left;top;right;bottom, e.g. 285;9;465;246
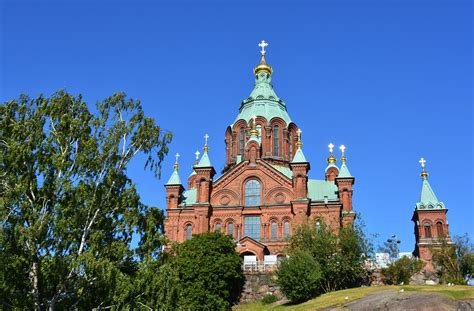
156;232;243;310
261;293;278;305
288;219;372;293
276;250;322;303
381;256;423;285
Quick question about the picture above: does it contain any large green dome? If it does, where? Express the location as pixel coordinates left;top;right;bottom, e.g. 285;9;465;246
233;58;292;126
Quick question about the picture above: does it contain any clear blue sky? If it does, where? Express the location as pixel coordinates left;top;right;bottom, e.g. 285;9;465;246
1;0;472;252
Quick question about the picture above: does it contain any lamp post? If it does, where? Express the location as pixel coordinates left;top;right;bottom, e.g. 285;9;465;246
387;234;401;263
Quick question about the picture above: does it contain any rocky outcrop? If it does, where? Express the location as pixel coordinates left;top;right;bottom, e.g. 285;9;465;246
239;272;281;304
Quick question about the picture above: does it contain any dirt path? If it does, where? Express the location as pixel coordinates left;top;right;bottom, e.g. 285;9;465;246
323;290;474;311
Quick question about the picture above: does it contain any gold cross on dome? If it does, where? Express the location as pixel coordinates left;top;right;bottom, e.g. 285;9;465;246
419;157;426;169
258;40;269;55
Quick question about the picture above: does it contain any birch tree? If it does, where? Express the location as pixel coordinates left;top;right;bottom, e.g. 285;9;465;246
0;91;171;309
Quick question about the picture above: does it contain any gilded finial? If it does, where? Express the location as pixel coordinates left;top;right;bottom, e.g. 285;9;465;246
203;134;209;152
327;143;337;164
419;157;428;179
339;145;347;163
254;40;273;75
249;115;259;137
296;129;303;148
174;153;180;170
194;150;200;165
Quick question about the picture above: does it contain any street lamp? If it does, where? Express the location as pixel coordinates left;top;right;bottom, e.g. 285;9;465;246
387;234;401;263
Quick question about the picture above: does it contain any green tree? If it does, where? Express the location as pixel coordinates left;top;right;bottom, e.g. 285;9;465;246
381;256;423;285
276;250;322;303
0;91;172;309
432;234;474;284
287;218;372;293
156;232;243;310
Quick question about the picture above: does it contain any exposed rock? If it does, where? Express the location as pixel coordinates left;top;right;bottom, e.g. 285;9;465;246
239;272;282;304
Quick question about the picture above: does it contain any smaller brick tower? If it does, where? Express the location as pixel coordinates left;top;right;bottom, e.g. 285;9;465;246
412;158;452;271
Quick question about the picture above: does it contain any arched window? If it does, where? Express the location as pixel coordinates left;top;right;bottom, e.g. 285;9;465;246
228;223;233;237
284;221;290;238
239;127;245;158
271;221;277;240
315;220;321;232
424;223;432;238
256;124;262;138
288;131;293;159
244;179;261;206
215;223;221;232
273;126;279;156
186;224;192;240
436;222;444;238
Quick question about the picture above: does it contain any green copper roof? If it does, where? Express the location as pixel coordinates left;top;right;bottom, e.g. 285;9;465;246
165;168;182;185
291;147;307;163
196;150;212;167
233;71;292;126
308;180;338;202
179;188;197;206
271;164;292;179
338;162;352;177
325;163;339;172
416;178;446;210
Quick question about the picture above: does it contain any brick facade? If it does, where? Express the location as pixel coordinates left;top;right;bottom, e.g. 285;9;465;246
163;47;355;260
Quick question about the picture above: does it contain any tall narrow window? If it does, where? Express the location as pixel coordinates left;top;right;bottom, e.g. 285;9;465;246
271;221;277;240
244;216;261;241
215;223;221;232
436;222;444;238
315;220;321;232
240;127;245;158
273;126;279;156
284;221;290;238
186;224;192;240
424;224;432;238
244;179;261;206
257;124;262;138
288;132;293;159
228;223;233;237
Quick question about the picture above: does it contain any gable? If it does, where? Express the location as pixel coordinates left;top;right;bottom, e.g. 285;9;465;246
211;159;293;206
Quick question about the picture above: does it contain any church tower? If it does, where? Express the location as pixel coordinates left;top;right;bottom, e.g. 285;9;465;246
163;41;356;260
412;158;452;271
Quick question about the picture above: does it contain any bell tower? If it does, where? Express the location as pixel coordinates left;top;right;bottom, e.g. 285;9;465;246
412;158;452;271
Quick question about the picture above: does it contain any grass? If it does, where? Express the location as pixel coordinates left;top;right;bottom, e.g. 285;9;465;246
234;285;474;311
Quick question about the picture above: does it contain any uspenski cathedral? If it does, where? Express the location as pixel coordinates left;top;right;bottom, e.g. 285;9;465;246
163;41;451;269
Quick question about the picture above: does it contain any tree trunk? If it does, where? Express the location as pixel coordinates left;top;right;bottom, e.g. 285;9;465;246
29;260;40;311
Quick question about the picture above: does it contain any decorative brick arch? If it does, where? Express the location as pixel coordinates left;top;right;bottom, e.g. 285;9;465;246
211;189;240;206
265;187;293;205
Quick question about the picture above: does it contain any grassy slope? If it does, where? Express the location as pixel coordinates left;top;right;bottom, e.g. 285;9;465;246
234;285;474;311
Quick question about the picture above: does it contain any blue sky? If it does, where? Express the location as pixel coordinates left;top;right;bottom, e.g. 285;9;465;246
1;0;472;252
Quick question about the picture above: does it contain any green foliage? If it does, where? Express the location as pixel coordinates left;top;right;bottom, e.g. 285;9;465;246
277;250;322;303
381;256;423;285
155;232;243;310
432;234;474;285
287;218;372;294
0;91;172;309
261;293;278;305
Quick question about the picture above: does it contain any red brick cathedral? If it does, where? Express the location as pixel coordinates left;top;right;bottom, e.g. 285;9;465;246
163;41;356;260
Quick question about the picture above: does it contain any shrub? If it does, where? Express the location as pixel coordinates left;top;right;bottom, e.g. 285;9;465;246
276;250;322;303
288;219;372;293
381;256;423;285
156;232;243;310
261;293;278;305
